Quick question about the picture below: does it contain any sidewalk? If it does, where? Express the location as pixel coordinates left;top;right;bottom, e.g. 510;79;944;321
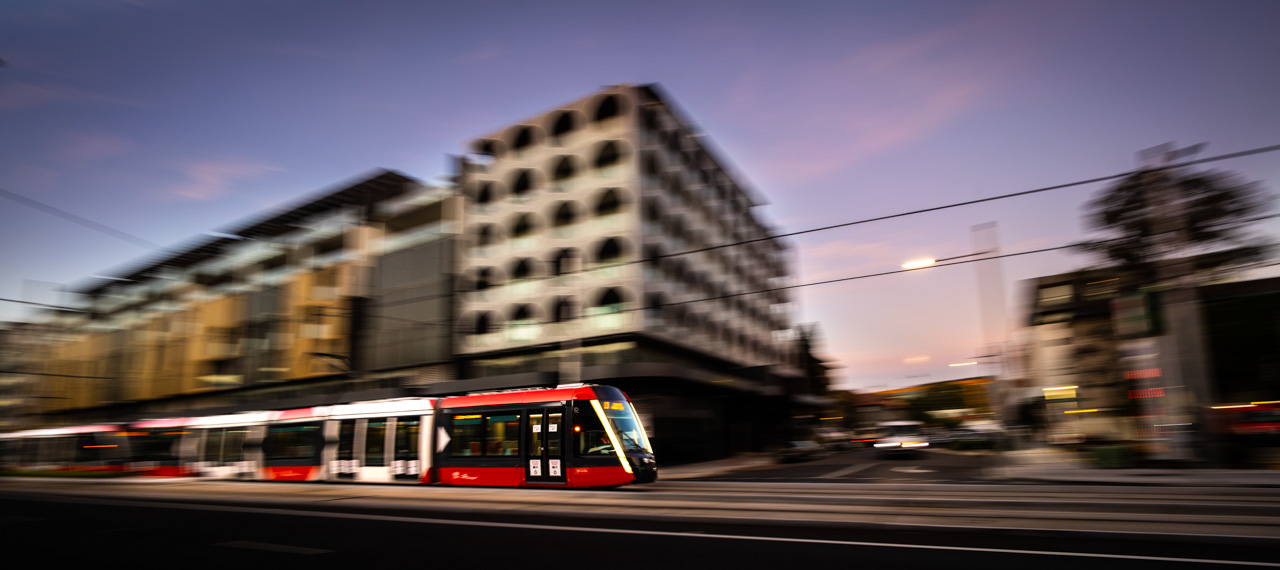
658;454;777;481
657;447;1280;486
986;446;1280;487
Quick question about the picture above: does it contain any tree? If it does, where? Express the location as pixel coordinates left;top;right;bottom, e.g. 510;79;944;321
1077;145;1274;288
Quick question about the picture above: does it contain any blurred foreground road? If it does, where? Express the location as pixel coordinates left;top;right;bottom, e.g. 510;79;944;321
2;474;1278;568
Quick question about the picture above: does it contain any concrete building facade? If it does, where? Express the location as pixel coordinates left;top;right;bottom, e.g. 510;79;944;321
452;85;806;461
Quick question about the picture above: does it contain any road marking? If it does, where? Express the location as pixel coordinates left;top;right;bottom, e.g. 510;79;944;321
890;466;936;474
218;541;333;555
15;493;1280;567
818;463;879;478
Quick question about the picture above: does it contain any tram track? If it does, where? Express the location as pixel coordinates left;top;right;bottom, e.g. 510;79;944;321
3;477;1279;542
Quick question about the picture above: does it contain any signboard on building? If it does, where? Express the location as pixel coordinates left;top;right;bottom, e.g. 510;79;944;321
1112;292;1161;337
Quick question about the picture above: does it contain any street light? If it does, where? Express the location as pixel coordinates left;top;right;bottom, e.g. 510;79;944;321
901;250;993;271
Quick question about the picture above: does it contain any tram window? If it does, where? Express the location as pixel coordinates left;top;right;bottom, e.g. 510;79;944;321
395;419;419;460
486;414;521;456
447;413;521;457
338;420;356;461
263;424;322;462
224;428;247;462
366;420;387;467
450;415;485;456
203;429;224;463
575;409;613;456
548;413;563;456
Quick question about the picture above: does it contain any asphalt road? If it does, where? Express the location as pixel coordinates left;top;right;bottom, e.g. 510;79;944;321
699;446;992;483
2;491;1277;569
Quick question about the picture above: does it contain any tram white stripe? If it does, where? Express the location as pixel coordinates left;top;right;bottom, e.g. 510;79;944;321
18;494;1280;567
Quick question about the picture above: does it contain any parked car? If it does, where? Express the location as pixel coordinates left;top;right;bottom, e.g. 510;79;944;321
812;427;855;451
850;427;887;448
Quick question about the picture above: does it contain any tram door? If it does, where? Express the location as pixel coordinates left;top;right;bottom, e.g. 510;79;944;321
391;416;421;482
358;418;391;482
525;407;566;484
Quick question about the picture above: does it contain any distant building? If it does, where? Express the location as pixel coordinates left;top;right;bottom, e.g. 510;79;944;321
1021;266;1280;460
11;170;460;423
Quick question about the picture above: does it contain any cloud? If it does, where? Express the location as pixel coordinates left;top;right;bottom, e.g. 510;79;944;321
170;160;284;201
0;82;136;112
454;46;502;63
722;10;1027;185
56;133;133;166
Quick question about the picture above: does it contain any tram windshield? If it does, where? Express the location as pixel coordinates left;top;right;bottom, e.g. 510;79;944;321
591;391;651;455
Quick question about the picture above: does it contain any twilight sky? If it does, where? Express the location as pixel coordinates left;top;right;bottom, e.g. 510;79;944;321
2;0;1278;391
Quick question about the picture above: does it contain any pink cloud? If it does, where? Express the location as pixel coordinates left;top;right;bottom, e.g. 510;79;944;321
722;9;1032;185
0;82;136;112
170;160;284;201
454;46;502;63
56;133;133;166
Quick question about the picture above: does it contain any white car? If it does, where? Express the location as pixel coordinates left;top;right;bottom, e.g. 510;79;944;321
873;421;930;455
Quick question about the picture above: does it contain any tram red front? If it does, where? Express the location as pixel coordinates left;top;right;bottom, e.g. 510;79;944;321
435;385;657;488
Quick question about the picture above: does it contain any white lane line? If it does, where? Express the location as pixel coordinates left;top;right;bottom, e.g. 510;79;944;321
49;495;1280;568
217;541;333;555
890;466;936;474
817;463;879;478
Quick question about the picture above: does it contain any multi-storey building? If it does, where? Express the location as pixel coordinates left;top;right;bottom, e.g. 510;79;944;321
453;84;803;460
17;170;461;423
6;85;817;461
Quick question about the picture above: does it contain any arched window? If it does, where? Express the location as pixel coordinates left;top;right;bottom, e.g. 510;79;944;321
551;248;580;276
475;139;503;158
475;312;495;335
510;258;536;281
594;237;627;264
551;296;576;323
551;201;579;228
510;126;537;152
475;224;501;247
592;94;623;122
550;111;579;140
476;182;495;205
594;141;624;169
594;188;624;217
475;267;496;291
510;304;535;323
510;213;536;239
511;169;535;198
551;156;577;182
593;287;626;314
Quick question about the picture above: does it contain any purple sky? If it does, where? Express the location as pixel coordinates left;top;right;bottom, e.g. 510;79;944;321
3;0;1278;391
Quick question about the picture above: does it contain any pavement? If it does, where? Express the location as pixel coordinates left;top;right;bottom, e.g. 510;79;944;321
659;446;1280;486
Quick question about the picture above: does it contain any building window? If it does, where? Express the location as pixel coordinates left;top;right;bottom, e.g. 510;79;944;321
594;141;625;169
592;94;624;122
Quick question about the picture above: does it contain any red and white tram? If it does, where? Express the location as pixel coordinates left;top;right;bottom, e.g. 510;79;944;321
0;384;657;488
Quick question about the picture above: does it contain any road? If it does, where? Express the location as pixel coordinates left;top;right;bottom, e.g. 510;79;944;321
699;446;991;483
1;487;1277;569
2;449;1278;569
